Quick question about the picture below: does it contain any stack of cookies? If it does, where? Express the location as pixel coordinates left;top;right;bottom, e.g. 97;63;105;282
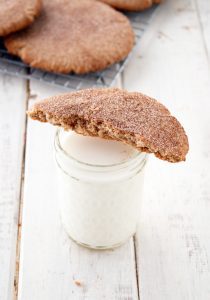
1;0;161;75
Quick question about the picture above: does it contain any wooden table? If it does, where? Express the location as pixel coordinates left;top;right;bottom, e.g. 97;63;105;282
1;0;210;299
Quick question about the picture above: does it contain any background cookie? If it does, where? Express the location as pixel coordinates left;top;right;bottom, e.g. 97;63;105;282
97;0;161;11
0;0;42;36
28;88;189;163
4;0;134;74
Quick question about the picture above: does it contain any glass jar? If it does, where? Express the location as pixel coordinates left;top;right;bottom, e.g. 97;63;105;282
54;128;147;249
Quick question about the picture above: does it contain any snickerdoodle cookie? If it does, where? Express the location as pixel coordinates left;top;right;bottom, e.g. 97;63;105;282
0;0;42;36
5;0;134;74
28;88;189;163
98;0;161;11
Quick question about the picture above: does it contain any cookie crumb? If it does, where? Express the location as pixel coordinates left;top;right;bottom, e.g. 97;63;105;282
74;280;82;287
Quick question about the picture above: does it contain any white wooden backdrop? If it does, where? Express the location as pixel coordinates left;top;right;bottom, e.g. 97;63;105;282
0;0;210;299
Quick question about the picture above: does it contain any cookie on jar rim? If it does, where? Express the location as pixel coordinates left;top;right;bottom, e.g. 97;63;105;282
28;88;189;163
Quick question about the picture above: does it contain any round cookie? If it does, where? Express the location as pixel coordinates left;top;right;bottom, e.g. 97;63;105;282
98;0;161;11
4;0;134;74
0;0;42;36
28;88;189;163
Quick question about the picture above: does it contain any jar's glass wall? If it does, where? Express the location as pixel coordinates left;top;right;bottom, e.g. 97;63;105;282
55;129;147;249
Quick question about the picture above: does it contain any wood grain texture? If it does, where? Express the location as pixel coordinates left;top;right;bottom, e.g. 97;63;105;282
0;75;27;300
18;78;139;300
124;0;210;299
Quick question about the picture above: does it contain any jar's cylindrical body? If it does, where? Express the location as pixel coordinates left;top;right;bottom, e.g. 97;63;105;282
55;129;147;249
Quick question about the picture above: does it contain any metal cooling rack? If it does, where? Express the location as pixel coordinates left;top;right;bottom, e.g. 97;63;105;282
0;6;157;90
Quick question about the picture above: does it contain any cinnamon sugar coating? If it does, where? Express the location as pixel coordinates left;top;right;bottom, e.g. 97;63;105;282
4;0;134;74
0;0;41;36
97;0;161;11
28;88;189;163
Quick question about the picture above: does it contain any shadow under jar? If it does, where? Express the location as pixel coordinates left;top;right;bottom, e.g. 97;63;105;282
54;128;147;250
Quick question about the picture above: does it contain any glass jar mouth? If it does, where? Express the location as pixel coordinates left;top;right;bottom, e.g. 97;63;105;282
54;128;147;171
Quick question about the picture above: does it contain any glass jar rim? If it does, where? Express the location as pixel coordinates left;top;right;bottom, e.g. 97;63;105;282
54;128;147;171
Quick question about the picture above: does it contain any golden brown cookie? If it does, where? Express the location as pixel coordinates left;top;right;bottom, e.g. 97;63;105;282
0;0;42;36
98;0;161;11
28;88;189;163
4;0;134;74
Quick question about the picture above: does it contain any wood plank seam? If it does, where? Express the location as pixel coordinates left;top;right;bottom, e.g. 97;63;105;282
193;0;210;67
133;236;140;300
0;75;28;300
13;81;30;300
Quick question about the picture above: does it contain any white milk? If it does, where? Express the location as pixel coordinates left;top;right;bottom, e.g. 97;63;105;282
55;129;147;249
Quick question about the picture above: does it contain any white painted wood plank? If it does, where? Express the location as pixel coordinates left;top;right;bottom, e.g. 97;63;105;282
0;75;27;300
195;0;210;64
18;77;139;300
124;0;210;299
